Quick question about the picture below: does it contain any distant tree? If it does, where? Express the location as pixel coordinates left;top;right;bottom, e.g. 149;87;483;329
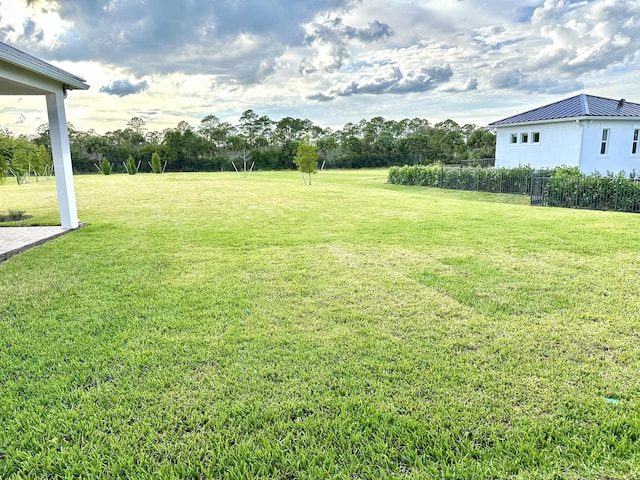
431;121;466;163
32;123;51;149
316;131;339;167
274;116;311;146
31;145;53;178
466;128;496;158
0;132;36;183
461;123;477;142
401;132;434;164
199;114;235;149
127;116;147;136
162;125;205;171
294;137;319;185
227;134;251;172
176;121;192;134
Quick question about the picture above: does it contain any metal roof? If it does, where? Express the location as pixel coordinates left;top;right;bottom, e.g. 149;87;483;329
489;94;640;126
0;41;89;91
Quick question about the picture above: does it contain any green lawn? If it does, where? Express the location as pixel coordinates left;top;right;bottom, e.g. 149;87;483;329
1;170;638;479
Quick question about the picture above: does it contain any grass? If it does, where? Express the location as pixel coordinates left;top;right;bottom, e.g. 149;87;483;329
0;170;639;479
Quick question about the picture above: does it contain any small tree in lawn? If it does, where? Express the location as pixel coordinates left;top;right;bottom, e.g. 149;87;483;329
125;155;137;175
151;152;162;173
294;137;319;185
100;158;111;175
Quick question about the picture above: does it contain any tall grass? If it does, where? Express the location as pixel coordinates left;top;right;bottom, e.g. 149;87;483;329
0;170;638;479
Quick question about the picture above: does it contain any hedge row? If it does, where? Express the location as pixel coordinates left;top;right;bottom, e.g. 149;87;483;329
545;176;640;212
388;164;640;213
387;165;548;195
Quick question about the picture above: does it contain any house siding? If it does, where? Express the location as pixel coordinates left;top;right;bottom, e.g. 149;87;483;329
579;120;640;175
495;121;582;170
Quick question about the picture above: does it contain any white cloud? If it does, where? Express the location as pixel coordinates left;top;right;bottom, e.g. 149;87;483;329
0;0;639;135
527;0;640;74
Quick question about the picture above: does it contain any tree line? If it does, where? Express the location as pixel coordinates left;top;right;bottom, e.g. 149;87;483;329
3;112;496;176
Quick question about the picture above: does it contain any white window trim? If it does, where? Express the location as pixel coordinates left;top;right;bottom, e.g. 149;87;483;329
632;128;639;156
600;128;610;156
531;131;540;143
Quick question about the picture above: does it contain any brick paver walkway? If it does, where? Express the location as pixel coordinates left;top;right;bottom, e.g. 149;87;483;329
0;226;70;262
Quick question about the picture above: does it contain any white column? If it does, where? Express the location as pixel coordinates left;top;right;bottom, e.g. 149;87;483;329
46;89;79;229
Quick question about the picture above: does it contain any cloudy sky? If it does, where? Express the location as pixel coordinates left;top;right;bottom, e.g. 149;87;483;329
1;0;639;135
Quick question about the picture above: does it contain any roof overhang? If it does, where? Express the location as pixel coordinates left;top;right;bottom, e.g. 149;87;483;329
0;41;89;92
490;116;640;128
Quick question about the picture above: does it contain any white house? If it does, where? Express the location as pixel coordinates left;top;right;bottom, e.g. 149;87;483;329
0;41;89;229
489;94;640;175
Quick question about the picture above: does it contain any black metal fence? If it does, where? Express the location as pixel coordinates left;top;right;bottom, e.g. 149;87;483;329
388;165;640;213
532;176;640;213
387;165;550;195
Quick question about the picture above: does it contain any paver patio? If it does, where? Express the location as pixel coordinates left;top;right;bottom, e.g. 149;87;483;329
0;226;70;262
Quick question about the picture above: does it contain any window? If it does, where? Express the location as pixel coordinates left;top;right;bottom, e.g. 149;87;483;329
532;132;540;143
520;132;529;143
633;129;639;155
510;134;517;144
600;129;610;155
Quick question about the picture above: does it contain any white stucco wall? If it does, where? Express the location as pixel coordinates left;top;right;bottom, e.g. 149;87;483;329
578;120;640;175
494;121;583;170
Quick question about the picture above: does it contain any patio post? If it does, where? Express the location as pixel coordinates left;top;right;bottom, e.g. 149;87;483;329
46;89;79;229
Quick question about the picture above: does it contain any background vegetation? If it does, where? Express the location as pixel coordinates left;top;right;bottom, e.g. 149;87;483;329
0;170;638;479
1;113;495;177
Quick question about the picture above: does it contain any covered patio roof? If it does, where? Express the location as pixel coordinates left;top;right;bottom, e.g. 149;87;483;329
0;41;89;229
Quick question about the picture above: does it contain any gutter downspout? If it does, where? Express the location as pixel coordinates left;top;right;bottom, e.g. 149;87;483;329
576;94;591;173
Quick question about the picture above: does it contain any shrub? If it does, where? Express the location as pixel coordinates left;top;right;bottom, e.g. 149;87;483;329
552;165;581;178
101;159;112;175
125;155;137;175
151;152;162;174
387;165;441;187
0;209;26;222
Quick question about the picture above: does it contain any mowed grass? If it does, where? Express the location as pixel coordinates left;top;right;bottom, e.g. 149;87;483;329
0;170;639;479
